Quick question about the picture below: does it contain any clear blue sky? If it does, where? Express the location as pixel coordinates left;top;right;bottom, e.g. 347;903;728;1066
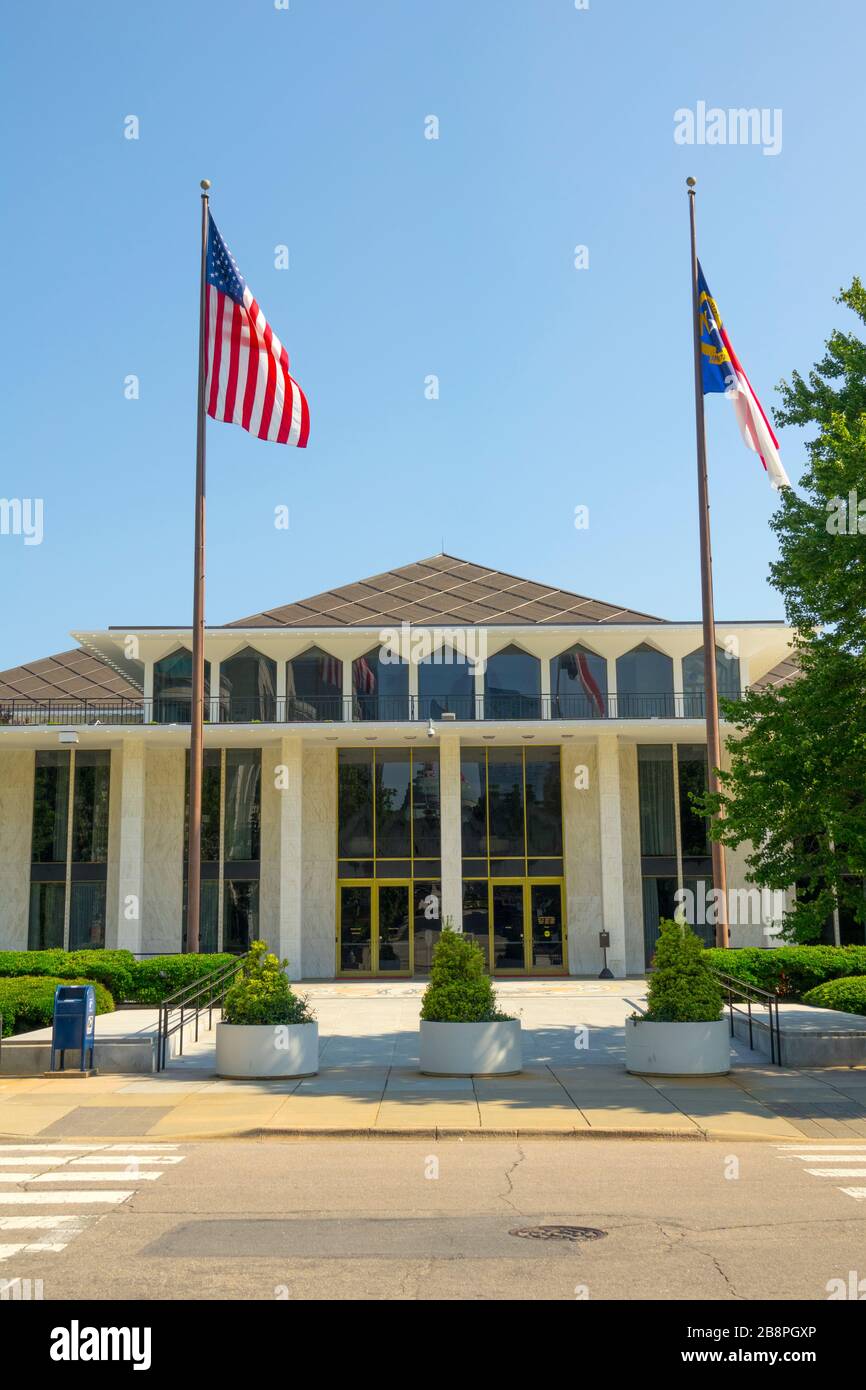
2;1;862;667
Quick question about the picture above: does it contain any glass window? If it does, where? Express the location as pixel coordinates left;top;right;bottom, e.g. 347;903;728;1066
462;879;489;969
683;646;741;717
220;647;276;723
28;882;65;949
616;644;674;718
681;877;716;949
411;751;440;857
487;748;524;857
338;749;374;858
642;876;679;966
418;651;474;720
525;748;562;856
69;882;107;950
637;745;676;856
484;645;541;720
353;647;409;721
550;645;608;718
376;750;411;858
224;879;259;953
413;881;442;975
677;744;710;858
287;647;343;721
460;749;487;857
31;752;69;863
72;751;110;863
184;750;222;862
183;880;220;954
224;749;261;862
154;649;210;724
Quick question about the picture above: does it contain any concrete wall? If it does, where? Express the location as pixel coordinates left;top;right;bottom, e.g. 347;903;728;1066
0;750;33;948
301;744;336;978
619;742;644;974
561;742;603;974
259;742;282;957
141;747;184;954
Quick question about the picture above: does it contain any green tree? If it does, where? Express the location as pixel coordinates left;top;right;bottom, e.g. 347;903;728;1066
697;280;866;942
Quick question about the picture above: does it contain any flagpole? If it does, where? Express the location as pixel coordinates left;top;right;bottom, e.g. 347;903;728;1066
187;177;210;955
686;176;729;950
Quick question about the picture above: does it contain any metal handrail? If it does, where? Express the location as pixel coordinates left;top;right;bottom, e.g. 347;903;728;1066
0;690;746;728
713;970;782;1066
156;954;247;1071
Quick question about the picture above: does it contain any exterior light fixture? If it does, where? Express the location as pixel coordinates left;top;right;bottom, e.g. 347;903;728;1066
58;728;79;745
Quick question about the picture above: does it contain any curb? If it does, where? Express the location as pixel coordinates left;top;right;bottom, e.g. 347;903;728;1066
0;1124;797;1144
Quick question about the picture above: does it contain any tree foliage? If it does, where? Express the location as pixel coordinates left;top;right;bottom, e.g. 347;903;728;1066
697;280;866;941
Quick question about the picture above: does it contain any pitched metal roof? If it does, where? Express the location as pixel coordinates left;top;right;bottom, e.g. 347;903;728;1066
0;648;141;703
750;654;800;690
227;553;666;628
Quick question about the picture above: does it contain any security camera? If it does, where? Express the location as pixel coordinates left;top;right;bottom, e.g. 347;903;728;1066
427;718;436;739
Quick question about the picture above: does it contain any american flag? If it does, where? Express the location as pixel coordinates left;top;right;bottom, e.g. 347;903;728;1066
205;216;310;447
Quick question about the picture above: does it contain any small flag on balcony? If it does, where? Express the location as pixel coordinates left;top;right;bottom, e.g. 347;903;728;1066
205;216;310;447
698;264;789;489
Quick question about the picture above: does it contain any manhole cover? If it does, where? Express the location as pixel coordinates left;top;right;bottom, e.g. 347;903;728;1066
508;1225;607;1243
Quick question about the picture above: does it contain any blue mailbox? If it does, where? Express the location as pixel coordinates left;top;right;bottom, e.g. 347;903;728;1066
50;985;96;1072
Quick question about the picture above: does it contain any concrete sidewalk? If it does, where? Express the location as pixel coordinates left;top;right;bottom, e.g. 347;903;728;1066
2;980;866;1143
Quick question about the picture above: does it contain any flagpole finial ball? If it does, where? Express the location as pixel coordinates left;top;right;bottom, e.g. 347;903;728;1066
200;179;211;191
686;176;696;188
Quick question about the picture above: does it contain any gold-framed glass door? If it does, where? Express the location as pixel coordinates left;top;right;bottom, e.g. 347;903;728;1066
489;878;566;975
337;881;412;976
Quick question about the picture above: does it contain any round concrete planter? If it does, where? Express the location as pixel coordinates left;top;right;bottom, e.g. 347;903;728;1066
420;1020;522;1076
215;1021;318;1079
625;1017;730;1077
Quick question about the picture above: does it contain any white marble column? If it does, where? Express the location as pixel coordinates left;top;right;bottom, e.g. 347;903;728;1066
596;734;627;977
438;733;463;930
115;740;145;954
276;734;303;976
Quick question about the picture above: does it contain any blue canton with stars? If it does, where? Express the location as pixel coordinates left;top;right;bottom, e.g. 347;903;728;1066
206;216;247;305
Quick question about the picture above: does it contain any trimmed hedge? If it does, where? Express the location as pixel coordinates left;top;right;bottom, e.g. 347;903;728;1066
0;950;135;1003
705;946;866;1000
802;976;866;1016
420;924;510;1022
0;976;114;1038
126;954;238;1005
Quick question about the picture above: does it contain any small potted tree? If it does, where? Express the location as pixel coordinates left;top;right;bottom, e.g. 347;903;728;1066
215;940;317;1079
419;921;521;1076
625;918;728;1076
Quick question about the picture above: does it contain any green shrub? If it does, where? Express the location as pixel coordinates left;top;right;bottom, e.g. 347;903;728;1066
704;945;866;999
802;976;866;1016
420;922;510;1023
0;976;114;1038
645;919;724;1023
0;950;135;1003
221;941;314;1026
127;953;238;1005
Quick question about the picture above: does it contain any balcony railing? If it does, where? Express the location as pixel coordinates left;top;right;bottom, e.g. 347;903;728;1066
0;691;742;728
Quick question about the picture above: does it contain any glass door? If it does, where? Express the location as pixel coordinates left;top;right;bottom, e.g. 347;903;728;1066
529;881;564;970
491;882;526;972
376;884;412;974
338;881;412;976
338;884;373;974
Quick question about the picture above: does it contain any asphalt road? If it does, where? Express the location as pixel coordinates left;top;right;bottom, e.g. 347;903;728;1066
1;1137;865;1301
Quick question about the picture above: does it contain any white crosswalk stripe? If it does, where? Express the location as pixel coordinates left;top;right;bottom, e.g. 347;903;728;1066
777;1143;866;1201
0;1142;184;1262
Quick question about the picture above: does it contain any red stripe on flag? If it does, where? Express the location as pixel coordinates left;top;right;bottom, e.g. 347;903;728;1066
206;289;225;419
297;385;310;448
240;299;260;431
222;301;244;422
258;321;278;440
275;344;294;444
